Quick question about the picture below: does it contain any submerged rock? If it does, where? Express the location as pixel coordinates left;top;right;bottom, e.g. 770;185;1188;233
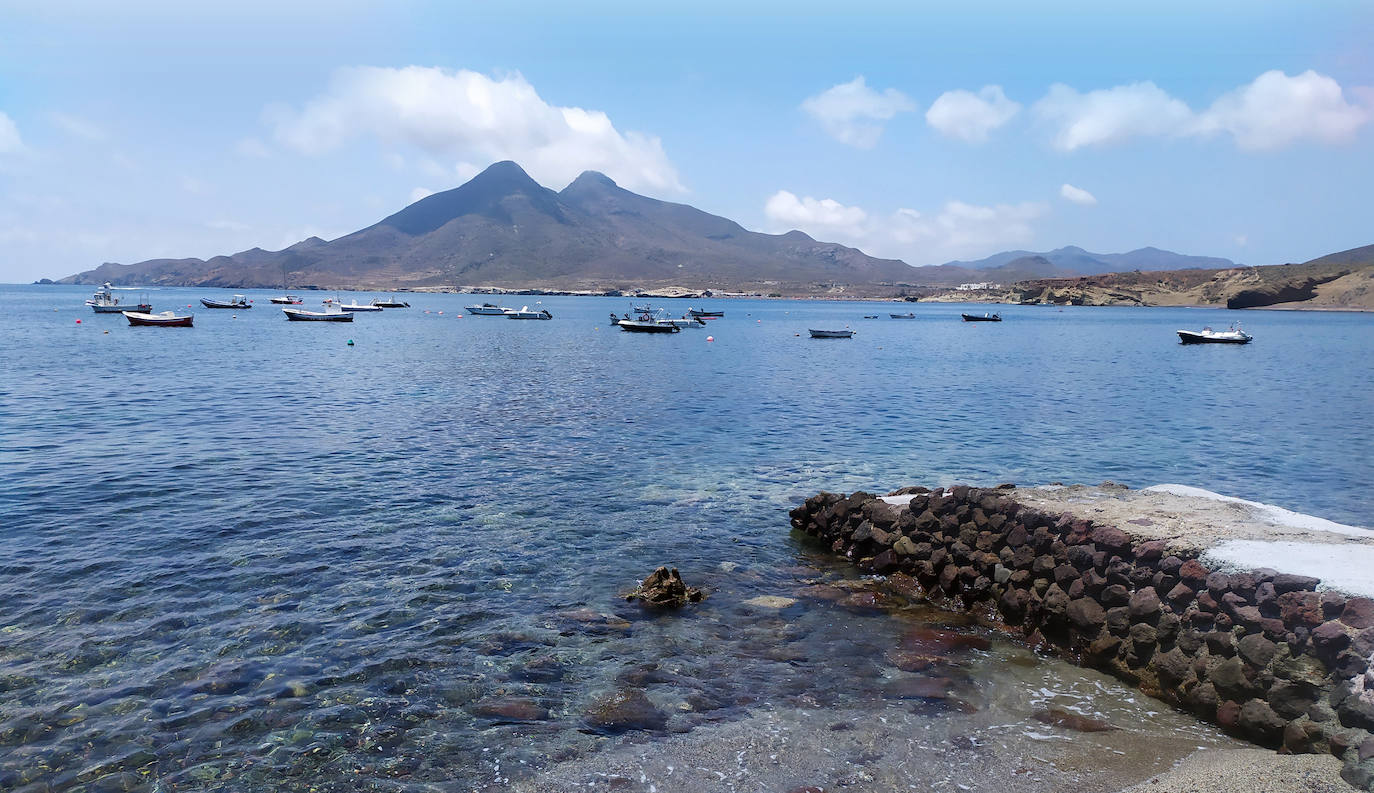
470;697;549;722
1032;706;1119;733
625;567;705;608
583;689;668;733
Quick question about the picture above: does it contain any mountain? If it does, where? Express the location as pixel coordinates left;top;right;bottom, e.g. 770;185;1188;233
940;245;1236;275
58;161;918;293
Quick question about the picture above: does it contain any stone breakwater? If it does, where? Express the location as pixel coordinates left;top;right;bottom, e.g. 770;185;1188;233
788;484;1374;789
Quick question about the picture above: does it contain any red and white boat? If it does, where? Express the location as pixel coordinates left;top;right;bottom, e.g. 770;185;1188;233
123;310;194;327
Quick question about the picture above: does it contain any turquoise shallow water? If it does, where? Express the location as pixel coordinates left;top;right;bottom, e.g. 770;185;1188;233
1;285;1371;791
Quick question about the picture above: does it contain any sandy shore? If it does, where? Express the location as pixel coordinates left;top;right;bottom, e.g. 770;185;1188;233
1120;747;1351;792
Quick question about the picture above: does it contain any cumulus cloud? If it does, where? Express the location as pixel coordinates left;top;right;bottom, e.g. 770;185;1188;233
269;66;683;193
801;77;916;148
1034;81;1193;150
1196;70;1369;150
0;112;23;153
925;86;1020;143
764;189;1047;264
1059;183;1097;206
1033;70;1369;151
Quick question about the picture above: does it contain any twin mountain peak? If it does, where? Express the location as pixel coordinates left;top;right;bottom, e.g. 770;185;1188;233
62;160;1235;293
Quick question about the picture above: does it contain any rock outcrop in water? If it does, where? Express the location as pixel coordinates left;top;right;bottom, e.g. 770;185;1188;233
625;567;705;608
789;485;1374;790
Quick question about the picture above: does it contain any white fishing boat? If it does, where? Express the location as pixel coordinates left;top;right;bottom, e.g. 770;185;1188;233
371;297;410;308
283;307;353;322
201;295;250;309
87;282;151;313
505;304;553;320
269;295;304;305
123;310;193;327
1177;324;1252;345
465;302;511;315
336;300;383;312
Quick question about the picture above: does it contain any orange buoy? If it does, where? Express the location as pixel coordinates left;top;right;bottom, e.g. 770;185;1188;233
706;335;714;342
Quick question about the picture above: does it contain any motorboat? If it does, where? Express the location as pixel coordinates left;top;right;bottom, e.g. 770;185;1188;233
371;297;411;308
863;315;879;319
465;302;511;315
618;319;680;333
658;314;706;329
688;307;724;318
809;328;854;338
1177;324;1252;344
506;305;552;320
269;295;304;304
890;312;915;319
201;295;250;309
631;304;653;313
337;300;383;312
87;282;151;313
961;313;1002;322
284;307;353;322
123;310;193;327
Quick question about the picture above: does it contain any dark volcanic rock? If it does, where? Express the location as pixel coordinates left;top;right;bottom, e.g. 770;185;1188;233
625;567;705;607
1032;706;1118;732
584;689;669;732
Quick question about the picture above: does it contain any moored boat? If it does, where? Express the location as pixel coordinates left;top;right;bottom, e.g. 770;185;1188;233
283;307;353;322
505;305;553;320
465;302;511;315
337;300;383;312
1177;324;1252;344
618;319;680;333
961;313;1002;322
269;295;304;305
687;307;724;318
201;295;250;309
809;328;854;338
123;310;193;327
87;282;151;313
371;297;411;308
890;312;915;319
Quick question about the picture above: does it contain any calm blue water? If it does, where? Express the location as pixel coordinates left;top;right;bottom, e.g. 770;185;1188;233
1;284;1371;791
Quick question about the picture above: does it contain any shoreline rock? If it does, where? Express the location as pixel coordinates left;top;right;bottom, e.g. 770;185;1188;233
789;484;1374;789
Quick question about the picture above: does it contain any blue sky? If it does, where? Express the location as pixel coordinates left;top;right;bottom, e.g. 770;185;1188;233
1;0;1371;282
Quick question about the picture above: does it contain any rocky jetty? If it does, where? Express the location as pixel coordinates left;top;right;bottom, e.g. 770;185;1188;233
789;484;1374;789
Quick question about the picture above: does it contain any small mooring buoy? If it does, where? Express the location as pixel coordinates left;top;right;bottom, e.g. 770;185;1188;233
347;339;355;346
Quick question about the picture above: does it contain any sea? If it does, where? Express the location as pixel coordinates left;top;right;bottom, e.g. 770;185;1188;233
2;284;1371;792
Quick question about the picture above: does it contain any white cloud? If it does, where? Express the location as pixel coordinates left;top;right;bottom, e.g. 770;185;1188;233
0;112;24;153
764;189;1047;264
1196;70;1369;150
1033;70;1370;151
925;86;1020;143
269;65;683;194
1060;183;1097;206
409;187;434;204
763;190;868;236
1034;81;1194;150
801;77;916;148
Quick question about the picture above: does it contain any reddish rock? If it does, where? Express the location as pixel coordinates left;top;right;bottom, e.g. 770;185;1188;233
1133;540;1168;562
1067;597;1107;634
1178;559;1209;585
1166;582;1196;605
1217;700;1242;729
1032;706;1118;732
1278;591;1324;628
583;689;668;732
1272;573;1322;594
472;697;550;722
1128;587;1162;620
1342;598;1374;629
1312;620;1351;652
1091;525;1132;554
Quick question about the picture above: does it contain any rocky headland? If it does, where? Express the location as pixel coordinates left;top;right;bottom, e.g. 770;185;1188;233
790;483;1374;789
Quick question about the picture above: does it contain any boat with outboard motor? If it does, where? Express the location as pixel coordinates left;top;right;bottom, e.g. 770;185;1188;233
371;297;410;308
123;310;193;327
201;295;250;309
87;282;152;313
336;300;383;312
890;312;915;319
465;302;511;315
1177;324;1252;345
506;305;553;320
688;307;724;318
269;295;304;305
809;328;854;338
961;313;1002;322
284;307;353;322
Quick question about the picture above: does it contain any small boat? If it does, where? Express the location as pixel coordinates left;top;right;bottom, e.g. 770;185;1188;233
809;328;854;338
87;282;151;313
201;295;250;309
688;307;724;318
336;300;383;312
371;297;410;308
465;302;511;315
863;315;879;319
659;314;706;329
123;310;193;327
505;305;553;320
961;313;1002;322
1177;324;1252;345
618;319;680;333
283;307;353;322
890;312;915;319
269;295;304;305
631;304;653;313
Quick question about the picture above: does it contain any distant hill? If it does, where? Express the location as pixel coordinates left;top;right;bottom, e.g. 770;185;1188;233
58;161;918;294
939;245;1237;276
